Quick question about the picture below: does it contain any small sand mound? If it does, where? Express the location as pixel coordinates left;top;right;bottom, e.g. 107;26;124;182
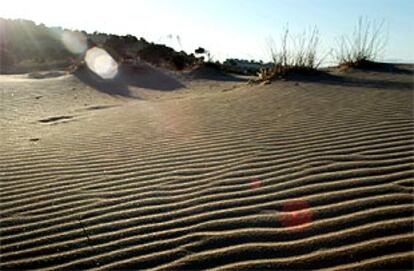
72;62;185;97
187;63;245;82
337;61;414;74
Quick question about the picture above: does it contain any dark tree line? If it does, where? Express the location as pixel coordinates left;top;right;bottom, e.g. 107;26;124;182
0;18;202;73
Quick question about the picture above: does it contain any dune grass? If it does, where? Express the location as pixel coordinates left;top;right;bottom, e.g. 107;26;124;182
335;17;387;69
259;26;324;81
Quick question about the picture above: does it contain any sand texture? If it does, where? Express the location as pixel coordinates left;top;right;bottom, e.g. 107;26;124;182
1;65;414;270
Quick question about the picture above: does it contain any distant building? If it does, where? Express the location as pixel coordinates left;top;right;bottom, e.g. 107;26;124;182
223;59;272;75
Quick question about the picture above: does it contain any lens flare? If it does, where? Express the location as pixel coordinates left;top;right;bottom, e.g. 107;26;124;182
279;199;313;231
61;31;87;54
85;47;118;79
250;178;262;189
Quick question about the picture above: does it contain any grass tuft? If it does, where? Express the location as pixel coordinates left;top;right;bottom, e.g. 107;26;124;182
335;17;387;69
259;26;324;81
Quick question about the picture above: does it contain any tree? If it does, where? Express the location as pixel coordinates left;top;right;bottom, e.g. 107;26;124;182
195;47;206;54
195;47;212;62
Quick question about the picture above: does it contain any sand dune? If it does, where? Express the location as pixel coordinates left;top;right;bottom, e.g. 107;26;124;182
1;65;413;270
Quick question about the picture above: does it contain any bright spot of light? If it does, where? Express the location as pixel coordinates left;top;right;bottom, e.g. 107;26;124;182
279;199;313;231
61;31;87;54
250;178;262;189
85;47;118;79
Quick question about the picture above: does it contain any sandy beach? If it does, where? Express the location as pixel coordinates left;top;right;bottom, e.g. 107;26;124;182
1;64;413;270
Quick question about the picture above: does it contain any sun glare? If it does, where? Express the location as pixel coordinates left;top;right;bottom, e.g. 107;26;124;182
84;47;118;79
61;31;87;55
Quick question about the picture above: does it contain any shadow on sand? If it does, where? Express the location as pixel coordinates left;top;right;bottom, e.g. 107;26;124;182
288;67;413;91
341;62;413;75
73;63;186;98
186;65;248;82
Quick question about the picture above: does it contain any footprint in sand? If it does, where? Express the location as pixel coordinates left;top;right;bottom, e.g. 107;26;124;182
38;115;74;124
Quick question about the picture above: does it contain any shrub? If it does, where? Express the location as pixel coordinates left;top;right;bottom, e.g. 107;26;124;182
137;44;198;70
0;47;16;74
260;26;323;81
334;17;387;68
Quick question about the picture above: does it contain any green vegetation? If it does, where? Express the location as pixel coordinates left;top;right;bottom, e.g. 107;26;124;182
137;44;199;70
0;18;73;73
0;18;199;73
0;17;389;77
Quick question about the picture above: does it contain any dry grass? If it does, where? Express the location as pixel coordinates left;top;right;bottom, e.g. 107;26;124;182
259;26;323;81
335;17;387;69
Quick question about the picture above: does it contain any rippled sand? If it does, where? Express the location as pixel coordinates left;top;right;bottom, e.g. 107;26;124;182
1;65;413;270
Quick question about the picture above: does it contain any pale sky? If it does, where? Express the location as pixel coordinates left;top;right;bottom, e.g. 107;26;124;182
1;0;413;63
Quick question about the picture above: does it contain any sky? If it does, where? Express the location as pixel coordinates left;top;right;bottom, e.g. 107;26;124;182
1;0;413;63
